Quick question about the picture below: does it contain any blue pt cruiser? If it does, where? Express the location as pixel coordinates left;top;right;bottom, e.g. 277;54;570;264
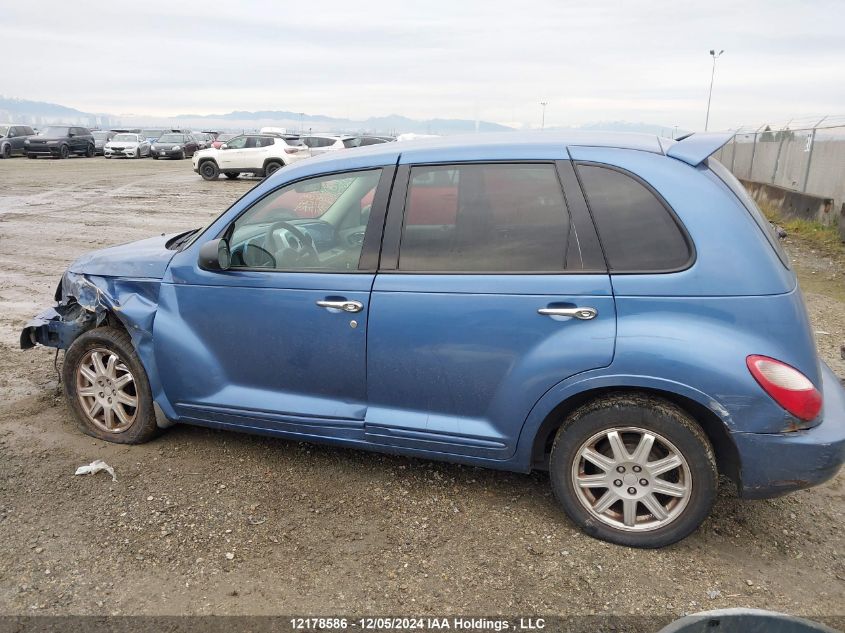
21;132;845;548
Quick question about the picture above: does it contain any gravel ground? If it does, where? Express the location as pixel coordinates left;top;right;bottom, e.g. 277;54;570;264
0;157;843;620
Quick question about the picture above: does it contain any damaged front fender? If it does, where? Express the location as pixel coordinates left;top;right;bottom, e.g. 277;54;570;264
19;271;160;352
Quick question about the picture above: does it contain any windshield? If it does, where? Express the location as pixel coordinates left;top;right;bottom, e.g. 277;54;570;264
218;134;236;142
38;126;69;137
92;131;110;140
113;134;137;142
142;130;164;139
0;125;9;137
157;134;184;143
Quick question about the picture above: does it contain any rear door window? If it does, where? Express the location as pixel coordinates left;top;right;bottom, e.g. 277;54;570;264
577;164;692;272
399;163;571;272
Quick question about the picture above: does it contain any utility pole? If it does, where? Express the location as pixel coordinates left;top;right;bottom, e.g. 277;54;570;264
540;101;548;130
705;49;724;131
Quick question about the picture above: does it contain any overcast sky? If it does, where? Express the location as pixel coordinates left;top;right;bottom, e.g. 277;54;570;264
3;0;843;131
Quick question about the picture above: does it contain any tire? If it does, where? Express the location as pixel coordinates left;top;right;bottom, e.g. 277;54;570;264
85;144;95;158
263;161;283;177
59;144;69;159
199;160;219;181
27;153;37;159
62;327;160;444
549;393;717;548
152;155;158;160
224;172;239;180
177;150;185;160
0;144;10;159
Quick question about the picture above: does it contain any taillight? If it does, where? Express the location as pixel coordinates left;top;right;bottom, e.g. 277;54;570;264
284;147;299;154
746;355;822;422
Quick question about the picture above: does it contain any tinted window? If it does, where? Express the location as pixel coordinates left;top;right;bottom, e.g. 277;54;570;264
577;165;691;272
228;169;382;272
399;163;571;272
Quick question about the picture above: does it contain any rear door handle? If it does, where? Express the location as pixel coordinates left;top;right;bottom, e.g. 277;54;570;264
537;306;598;320
316;299;364;313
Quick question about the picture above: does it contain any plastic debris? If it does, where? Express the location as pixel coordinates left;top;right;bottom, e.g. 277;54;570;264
74;460;117;482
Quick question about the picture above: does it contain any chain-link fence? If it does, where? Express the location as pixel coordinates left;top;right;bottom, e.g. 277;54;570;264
712;116;845;226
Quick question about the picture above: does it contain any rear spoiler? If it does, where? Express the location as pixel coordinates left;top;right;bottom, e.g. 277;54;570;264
665;132;733;166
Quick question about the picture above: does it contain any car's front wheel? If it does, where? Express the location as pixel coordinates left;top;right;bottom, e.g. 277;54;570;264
549;393;717;548
85;144;95;157
1;144;10;159
62;327;160;444
58;144;69;159
199;160;219;180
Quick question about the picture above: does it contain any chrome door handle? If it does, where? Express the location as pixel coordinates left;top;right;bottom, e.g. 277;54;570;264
537;306;598;320
316;299;364;313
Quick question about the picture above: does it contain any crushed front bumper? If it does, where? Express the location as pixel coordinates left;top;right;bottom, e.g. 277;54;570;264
20;302;96;350
732;361;845;498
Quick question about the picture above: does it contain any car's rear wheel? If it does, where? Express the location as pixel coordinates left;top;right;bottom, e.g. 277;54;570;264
549;393;717;548
199;160;220;180
224;172;239;180
264;161;283;177
62;327;159;444
59;144;69;159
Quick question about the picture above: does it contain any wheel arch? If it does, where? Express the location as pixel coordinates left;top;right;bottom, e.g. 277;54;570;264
263;157;285;170
525;383;741;487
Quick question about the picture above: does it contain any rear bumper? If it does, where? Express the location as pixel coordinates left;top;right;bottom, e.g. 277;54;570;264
733;361;845;498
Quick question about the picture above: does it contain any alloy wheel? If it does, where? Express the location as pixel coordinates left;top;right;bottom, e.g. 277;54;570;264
75;348;138;433
571;426;692;532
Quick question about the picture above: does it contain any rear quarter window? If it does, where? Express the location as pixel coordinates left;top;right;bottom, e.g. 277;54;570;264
577;164;693;272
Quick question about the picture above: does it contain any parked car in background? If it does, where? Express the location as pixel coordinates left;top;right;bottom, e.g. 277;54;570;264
92;130;118;155
192;132;214;150
301;134;357;156
24;126;95;159
211;133;237;149
141;129;166;143
20;132;845;548
150;132;199;159
0;124;36;158
192;133;310;180
104;133;151;159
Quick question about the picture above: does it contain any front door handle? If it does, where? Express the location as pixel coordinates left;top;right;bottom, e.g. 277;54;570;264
537;306;598;320
316;299;364;313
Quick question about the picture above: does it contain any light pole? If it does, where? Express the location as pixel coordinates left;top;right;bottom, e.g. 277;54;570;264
704;49;724;131
299;112;304;134
540;101;548;130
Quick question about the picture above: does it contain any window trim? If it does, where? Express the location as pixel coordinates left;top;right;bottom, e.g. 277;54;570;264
210;166;393;275
573;161;697;275
379;160;606;276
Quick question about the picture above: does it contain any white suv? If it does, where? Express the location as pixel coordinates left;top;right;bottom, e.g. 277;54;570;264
192;133;311;180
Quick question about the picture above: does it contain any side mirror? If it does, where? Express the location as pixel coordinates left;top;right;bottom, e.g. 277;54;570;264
198;238;231;271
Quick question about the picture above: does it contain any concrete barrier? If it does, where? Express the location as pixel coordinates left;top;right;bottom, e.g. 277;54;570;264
740;178;836;226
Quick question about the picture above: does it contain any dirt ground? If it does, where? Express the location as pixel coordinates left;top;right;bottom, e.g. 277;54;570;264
0;156;844;621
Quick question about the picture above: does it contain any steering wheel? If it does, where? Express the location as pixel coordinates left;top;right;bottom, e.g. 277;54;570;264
264;220;319;267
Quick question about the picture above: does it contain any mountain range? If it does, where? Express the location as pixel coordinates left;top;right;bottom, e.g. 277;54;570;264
0;96;686;137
